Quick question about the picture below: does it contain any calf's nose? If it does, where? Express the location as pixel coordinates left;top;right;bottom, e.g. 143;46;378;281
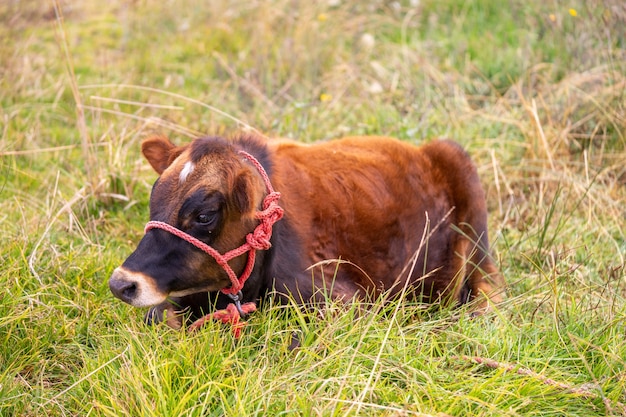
109;268;138;304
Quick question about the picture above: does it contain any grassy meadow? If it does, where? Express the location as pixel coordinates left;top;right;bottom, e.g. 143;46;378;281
1;0;625;415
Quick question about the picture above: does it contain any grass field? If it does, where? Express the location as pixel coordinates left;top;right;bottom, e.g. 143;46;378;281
1;0;625;415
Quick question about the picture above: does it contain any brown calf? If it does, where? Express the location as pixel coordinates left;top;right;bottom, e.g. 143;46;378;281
109;134;505;328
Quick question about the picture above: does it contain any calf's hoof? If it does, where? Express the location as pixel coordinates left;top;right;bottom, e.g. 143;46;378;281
144;302;186;329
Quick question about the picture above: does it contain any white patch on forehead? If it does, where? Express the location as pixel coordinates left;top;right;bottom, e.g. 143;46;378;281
179;161;195;184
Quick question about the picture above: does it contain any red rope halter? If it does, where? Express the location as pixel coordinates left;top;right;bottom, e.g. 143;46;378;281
144;150;284;337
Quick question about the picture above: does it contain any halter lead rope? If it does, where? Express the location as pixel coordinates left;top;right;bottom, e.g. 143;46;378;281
144;150;284;337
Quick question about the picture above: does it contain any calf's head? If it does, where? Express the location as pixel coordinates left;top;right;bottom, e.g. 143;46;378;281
109;136;266;307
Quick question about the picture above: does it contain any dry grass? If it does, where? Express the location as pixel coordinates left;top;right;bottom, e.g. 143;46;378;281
0;0;625;415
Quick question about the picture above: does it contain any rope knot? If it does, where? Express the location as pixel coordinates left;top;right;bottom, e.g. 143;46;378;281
188;301;257;338
246;227;272;250
247;192;284;250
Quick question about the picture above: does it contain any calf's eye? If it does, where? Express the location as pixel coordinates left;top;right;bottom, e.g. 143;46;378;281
196;213;214;224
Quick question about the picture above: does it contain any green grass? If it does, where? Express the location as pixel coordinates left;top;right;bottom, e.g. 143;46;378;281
1;0;625;415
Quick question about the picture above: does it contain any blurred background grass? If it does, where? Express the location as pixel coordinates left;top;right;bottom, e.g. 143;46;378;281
0;0;625;415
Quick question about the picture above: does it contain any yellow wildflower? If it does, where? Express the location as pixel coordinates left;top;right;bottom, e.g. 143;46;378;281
569;8;577;17
320;93;332;102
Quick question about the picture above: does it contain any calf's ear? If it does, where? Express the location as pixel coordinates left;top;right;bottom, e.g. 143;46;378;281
231;170;253;214
141;136;186;174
